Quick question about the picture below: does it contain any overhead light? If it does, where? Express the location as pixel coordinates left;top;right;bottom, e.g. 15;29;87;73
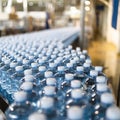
16;0;23;3
85;6;90;11
85;0;91;6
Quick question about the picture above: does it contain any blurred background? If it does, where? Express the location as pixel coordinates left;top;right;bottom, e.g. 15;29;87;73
0;0;119;105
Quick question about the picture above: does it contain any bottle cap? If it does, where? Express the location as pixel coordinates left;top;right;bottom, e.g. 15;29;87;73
29;56;34;60
17;57;22;62
74;57;79;62
23;59;29;65
24;75;34;82
83;63;90;68
80;55;85;59
42;56;47;61
39;59;44;64
10;62;17;68
76;66;84;72
14;91;27;102
45;71;53;78
101;93;115;104
15;66;23;72
46;78;56;85
49;63;56;68
96;84;108;92
70;60;76;64
76;47;81;51
39;66;46;72
67;106;83;120
106;106;120;119
71;89;84;99
71;80;81;88
95;66;103;72
31;62;38;68
24;69;32;75
58;53;63;57
44;86;55;95
41;97;54;109
68;45;72;50
82;50;87;54
4;59;10;65
58;66;65;71
20;82;33;91
90;70;98;77
85;59;92;64
28;112;47;120
96;76;106;83
66;63;73;68
51;55;56;59
65;74;74;81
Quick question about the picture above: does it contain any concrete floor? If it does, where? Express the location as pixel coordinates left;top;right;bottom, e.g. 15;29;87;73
88;38;120;106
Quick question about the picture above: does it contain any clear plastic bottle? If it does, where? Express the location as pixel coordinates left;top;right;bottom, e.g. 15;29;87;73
35;66;47;85
65;80;82;101
105;106;120;120
93;93;115;120
37;96;57;120
54;66;65;89
20;82;39;107
5;91;35;120
61;73;74;92
28;112;47;120
66;106;90;120
41;71;54;89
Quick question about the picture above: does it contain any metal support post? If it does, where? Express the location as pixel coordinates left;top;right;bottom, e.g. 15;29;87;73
80;0;85;50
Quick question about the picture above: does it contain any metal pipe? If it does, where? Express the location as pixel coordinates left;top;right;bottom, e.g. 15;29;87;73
80;0;85;50
23;0;28;15
0;0;2;13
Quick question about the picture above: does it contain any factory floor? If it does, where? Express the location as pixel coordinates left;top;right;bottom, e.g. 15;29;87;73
88;36;120;106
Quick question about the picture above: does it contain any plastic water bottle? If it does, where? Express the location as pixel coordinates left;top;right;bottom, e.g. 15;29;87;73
41;71;53;89
66;89;88;108
65;80;82;101
67;106;90;120
94;66;104;76
61;73;74;92
5;91;35;120
6;62;17;76
0;59;11;79
28;112;47;120
20;82;39;107
105;106;120;120
96;76;107;84
42;86;56;98
74;66;87;82
66;63;74;73
79;54;86;65
48;63;57;74
35;66;46;84
24;69;32;76
93;93;115;120
46;78;57;87
90;84;111;105
12;66;24;82
31;62;39;76
83;63;91;74
85;70;98;92
65;89;92;118
37;96;57;119
22;59;30;69
55;66;65;89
